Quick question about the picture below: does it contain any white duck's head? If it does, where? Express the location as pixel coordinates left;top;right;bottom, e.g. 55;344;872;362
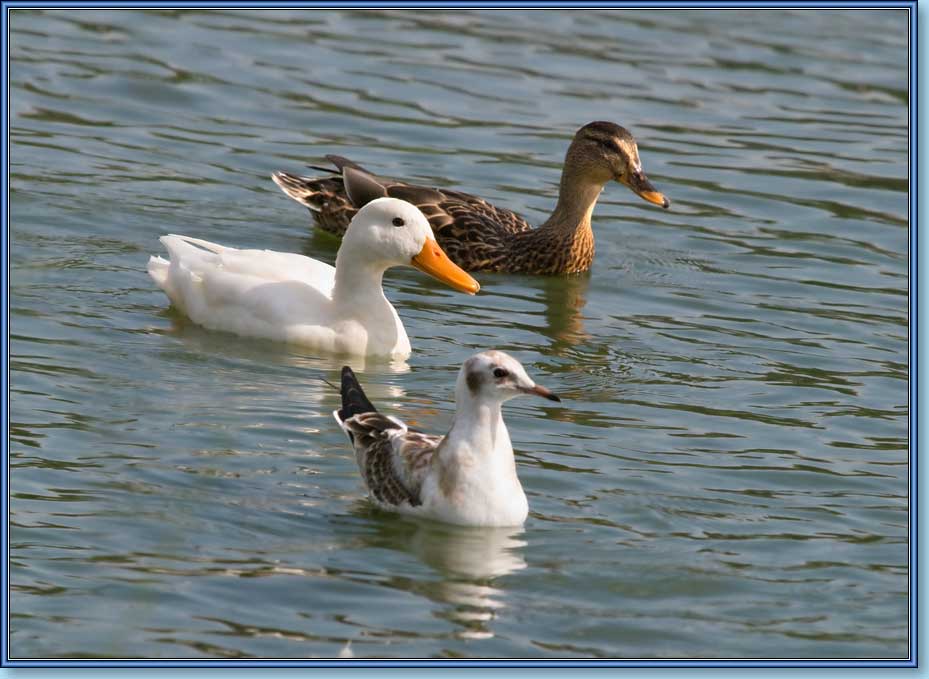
342;196;479;295
457;350;561;405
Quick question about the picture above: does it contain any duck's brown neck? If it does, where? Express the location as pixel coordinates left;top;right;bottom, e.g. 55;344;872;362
546;170;605;232
510;168;605;274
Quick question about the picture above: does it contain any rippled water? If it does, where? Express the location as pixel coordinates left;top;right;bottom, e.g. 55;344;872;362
9;9;910;660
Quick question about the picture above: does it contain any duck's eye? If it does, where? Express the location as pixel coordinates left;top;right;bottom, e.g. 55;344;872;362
392;217;405;227
493;368;509;378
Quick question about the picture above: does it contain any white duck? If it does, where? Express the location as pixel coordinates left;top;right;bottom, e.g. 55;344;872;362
147;197;479;358
334;350;561;527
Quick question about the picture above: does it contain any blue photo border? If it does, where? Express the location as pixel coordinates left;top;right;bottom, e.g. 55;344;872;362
0;0;917;668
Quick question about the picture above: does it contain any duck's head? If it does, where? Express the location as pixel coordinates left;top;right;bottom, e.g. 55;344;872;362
566;121;669;209
458;350;561;405
344;196;480;294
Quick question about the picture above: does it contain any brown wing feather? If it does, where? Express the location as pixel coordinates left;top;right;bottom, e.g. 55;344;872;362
433;194;533;271
271;171;355;236
341;412;442;508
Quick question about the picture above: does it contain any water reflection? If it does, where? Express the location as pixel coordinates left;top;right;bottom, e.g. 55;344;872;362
154;311;412;375
409;522;527;579
415;523;527;640
534;273;591;350
360;516;526;640
300;229;340;262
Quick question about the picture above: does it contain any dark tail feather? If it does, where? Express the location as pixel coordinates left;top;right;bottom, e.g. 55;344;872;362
306;163;338;174
303;156;367;175
326;155;369;173
338;366;378;421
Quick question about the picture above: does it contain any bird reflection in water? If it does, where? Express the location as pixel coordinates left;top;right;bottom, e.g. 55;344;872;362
155;310;412;375
353;515;527;641
532;273;591;352
413;523;527;640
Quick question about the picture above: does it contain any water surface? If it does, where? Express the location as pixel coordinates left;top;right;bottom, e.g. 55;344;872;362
9;9;909;659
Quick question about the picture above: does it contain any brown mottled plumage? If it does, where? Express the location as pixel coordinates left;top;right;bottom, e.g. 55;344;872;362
272;121;669;276
341;411;440;507
336;366;442;509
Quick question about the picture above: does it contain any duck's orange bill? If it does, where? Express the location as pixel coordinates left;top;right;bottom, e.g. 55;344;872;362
411;239;480;295
637;190;670;209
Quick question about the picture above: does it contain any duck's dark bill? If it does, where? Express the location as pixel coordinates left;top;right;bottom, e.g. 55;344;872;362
625;172;670;209
411;239;480;294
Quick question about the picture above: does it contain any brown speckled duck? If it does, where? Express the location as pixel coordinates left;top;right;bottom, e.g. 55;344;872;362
272;121;669;275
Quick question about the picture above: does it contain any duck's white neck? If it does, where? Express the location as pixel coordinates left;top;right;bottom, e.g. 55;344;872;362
331;248;392;310
329;247;410;357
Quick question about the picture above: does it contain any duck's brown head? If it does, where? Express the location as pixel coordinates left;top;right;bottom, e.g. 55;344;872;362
566;121;670;209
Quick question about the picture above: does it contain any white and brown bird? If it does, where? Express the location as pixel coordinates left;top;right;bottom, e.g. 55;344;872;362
272;121;669;276
333;351;561;527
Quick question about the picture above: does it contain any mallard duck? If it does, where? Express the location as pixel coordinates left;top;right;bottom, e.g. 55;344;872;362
273;121;669;275
334;351;561;526
147;197;479;358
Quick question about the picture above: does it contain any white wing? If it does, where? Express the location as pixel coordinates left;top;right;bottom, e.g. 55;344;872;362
148;235;337;342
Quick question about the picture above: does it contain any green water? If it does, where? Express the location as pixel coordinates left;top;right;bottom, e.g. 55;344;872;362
9;9;909;659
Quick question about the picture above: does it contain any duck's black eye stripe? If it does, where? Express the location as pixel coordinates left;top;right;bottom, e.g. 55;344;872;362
392;217;405;227
594;137;622;154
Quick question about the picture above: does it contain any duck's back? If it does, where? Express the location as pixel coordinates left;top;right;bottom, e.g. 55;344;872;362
147;235;337;342
273;159;533;271
151;234;335;289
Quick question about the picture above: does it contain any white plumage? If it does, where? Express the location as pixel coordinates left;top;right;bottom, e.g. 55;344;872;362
334;351;561;527
148;197;479;358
